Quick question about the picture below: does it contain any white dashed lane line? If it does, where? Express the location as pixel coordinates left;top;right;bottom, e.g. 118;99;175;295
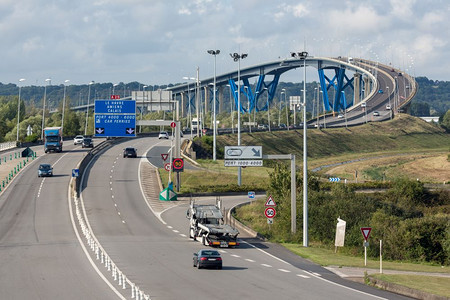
278;269;291;273
164;224;313;281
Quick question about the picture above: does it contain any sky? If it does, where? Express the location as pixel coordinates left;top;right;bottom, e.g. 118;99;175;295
0;0;449;87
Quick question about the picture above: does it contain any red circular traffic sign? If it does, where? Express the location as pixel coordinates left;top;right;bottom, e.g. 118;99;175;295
172;158;184;171
164;163;171;171
264;207;276;219
170;122;176;128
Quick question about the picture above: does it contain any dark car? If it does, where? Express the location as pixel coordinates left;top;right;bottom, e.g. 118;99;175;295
123;147;137;158
38;164;53;177
81;138;93;148
193;249;222;269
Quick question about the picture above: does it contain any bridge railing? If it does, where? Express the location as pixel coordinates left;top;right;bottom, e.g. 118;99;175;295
0;142;16;152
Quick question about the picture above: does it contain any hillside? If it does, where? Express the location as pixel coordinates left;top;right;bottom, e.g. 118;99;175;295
215;114;449;161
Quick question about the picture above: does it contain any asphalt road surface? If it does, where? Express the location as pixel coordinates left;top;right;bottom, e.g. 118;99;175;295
78;137;412;299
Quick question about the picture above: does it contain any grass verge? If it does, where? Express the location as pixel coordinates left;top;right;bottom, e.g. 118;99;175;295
371;274;450;298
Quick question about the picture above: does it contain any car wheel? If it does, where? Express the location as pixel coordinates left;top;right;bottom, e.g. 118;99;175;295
218;266;222;270
197;263;201;269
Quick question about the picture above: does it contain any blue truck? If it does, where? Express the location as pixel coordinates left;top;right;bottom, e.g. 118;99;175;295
43;127;63;153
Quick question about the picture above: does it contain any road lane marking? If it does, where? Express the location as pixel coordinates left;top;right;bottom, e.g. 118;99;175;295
297;274;310;278
278;269;291;273
245;259;255;262
261;264;272;268
231;254;240;258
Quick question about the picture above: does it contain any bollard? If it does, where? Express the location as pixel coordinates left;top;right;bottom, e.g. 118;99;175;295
136;287;140;300
14;167;16;175
118;272;122;285
10;154;12;160
15;153;17;159
131;283;135;298
122;275;126;289
101;251;104;264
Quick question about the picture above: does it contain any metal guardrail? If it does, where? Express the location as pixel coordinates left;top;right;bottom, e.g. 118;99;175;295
0;142;16;152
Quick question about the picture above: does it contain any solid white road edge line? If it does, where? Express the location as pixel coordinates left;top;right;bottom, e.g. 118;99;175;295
68;175;125;299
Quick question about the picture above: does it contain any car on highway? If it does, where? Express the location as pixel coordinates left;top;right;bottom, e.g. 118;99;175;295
158;131;169;139
81;137;93;148
337;114;344;119
373;111;380;116
378;89;383;94
361;102;366;108
123;147;137;158
386;104;391;110
38;163;53;177
257;124;268;130
73;135;84;145
193;249;222;269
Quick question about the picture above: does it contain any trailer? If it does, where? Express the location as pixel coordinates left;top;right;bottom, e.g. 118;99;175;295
186;199;239;248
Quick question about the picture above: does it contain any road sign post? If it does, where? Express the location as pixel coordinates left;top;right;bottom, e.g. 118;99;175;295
361;227;372;266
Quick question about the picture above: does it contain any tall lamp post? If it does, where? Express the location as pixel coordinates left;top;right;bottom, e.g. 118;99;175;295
61;79;70;134
16;78;26;142
291;50;309;246
387;86;391;119
112;83;119;95
279;90;285;127
230;52;248;186
207;49;220;161
85;81;94;136
41;78;51;140
140;85;148;133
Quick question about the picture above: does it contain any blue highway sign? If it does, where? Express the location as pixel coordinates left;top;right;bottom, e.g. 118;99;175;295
94;100;136;137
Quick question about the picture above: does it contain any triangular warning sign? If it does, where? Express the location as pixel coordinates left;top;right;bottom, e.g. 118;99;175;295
360;227;372;241
161;153;168;161
265;195;276;206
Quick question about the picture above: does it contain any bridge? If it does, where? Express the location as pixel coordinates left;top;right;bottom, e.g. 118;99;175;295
69;55;416;128
167;56;416;123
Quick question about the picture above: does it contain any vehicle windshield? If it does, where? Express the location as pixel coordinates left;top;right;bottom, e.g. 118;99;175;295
39;165;51;170
46;136;60;142
84;139;92;142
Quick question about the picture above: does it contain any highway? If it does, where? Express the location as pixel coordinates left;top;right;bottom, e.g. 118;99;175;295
0;143;119;299
76;137;411;299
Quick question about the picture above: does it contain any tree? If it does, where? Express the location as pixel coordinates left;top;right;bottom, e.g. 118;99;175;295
440;110;450;132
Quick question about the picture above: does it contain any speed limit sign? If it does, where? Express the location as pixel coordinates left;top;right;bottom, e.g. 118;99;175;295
264;207;276;219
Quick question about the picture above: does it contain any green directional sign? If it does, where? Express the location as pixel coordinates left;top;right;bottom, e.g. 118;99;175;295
159;187;177;201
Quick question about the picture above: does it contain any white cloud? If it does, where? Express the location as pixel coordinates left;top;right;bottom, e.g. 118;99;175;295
0;0;448;84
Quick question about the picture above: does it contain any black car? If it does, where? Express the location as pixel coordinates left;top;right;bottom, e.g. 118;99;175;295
82;138;93;148
38;164;53;177
193;249;222;269
123;147;137;158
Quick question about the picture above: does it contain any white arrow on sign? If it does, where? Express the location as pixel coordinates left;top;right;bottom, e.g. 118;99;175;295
126;128;135;134
95;128;104;134
224;146;262;159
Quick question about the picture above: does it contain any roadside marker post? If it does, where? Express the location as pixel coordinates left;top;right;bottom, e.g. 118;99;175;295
360;227;372;266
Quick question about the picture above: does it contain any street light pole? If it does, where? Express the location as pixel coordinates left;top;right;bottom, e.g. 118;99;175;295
230;52;248;186
85;81;94;136
207;49;220;161
291;50;309;245
141;85;148;133
387;86;391;120
41;78;51;140
61;79;70;134
16;78;26;142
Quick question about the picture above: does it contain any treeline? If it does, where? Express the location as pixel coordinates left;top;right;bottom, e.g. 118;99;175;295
235;165;450;265
411;77;450;116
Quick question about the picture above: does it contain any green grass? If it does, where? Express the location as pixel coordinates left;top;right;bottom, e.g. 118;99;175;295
282;243;449;273
371;274;450;298
159;159;272;194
